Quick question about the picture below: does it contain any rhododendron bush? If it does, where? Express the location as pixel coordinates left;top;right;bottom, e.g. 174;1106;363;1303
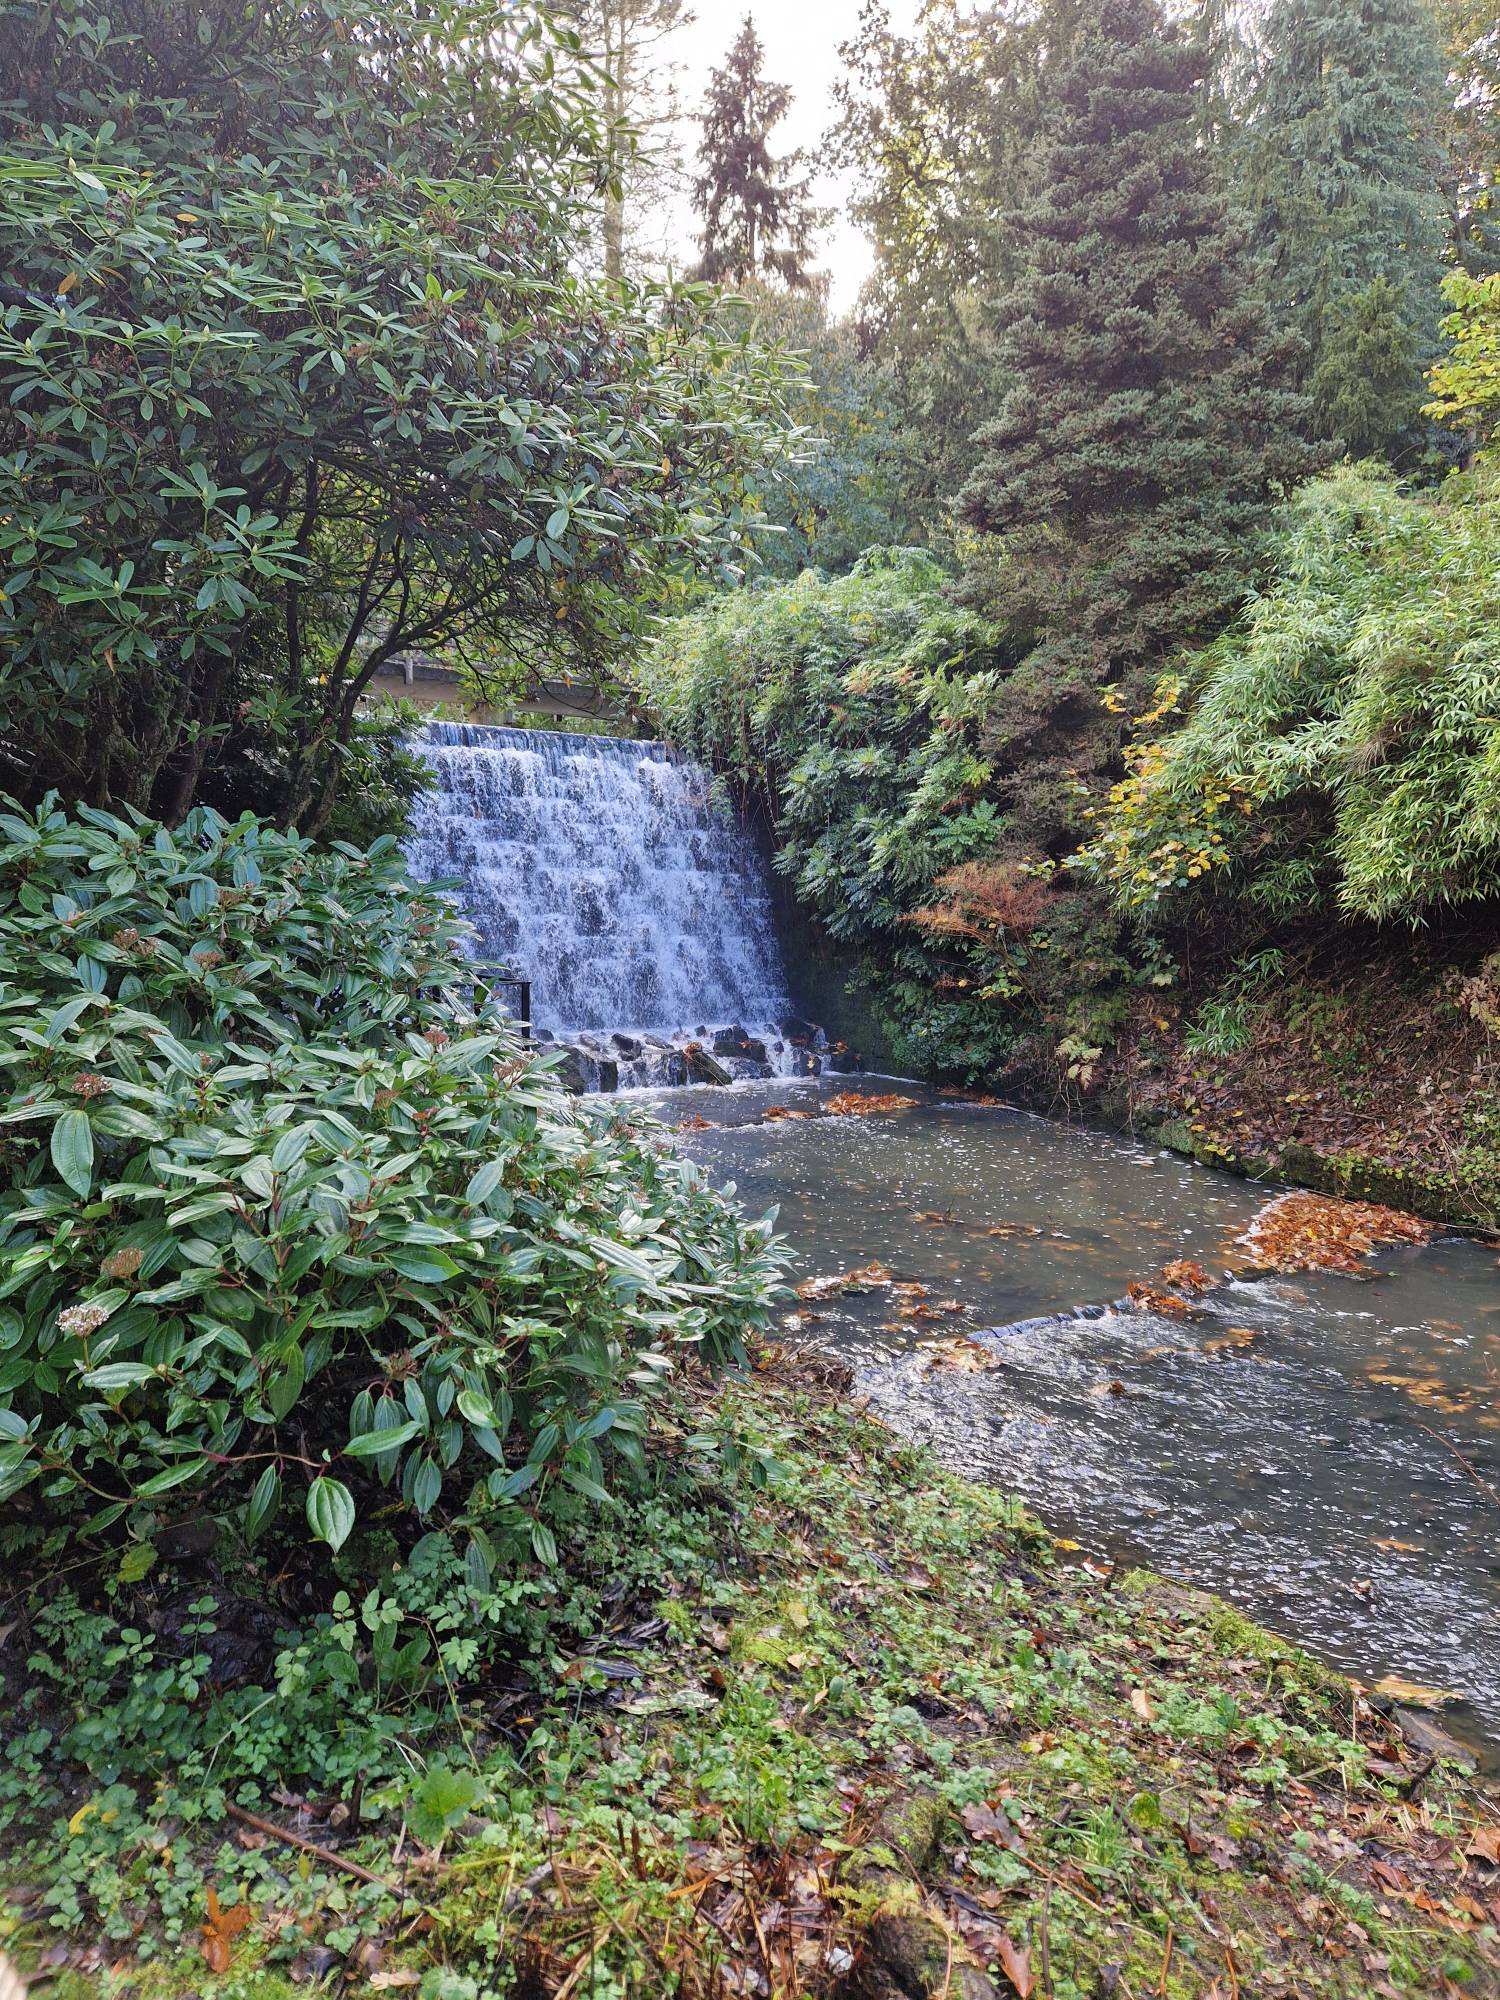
0;801;781;1571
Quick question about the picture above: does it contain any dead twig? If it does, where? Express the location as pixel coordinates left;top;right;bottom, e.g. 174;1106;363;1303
224;1801;396;1891
1417;1422;1500;1508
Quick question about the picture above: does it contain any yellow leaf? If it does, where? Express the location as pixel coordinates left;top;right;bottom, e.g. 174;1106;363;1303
786;1598;810;1630
67;1801;98;1836
660;456;671;475
1372;1674;1461;1708
57;272;79;296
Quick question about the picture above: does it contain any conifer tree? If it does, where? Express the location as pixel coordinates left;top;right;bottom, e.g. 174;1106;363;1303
1240;0;1449;454
1310;277;1425;457
956;0;1316;796
692;16;824;289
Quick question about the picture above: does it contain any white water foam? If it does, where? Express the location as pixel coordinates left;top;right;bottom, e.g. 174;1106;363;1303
404;723;806;1077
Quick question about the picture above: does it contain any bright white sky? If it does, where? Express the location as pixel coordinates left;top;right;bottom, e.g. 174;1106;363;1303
652;0;921;314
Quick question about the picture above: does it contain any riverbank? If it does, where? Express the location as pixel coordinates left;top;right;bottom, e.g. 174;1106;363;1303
7;1346;1498;2000
994;940;1500;1234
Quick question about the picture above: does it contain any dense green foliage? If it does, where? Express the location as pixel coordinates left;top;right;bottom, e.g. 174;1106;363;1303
1083;466;1500;922
828;2;1083;516
642;551;1141;1076
728;287;922;576
0;0;799;829
0;801;780;1569
1425;268;1500;450
1240;0;1448;459
956;0;1315;686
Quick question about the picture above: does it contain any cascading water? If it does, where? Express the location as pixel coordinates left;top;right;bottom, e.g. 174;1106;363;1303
404;722;826;1086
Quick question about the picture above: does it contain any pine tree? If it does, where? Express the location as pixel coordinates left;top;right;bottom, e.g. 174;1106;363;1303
1310;277;1425;457
692;16;825;289
956;0;1317;798
1240;0;1449;452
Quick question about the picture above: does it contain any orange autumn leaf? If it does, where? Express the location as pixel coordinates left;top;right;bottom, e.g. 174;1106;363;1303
1160;1257;1211;1293
1127;1281;1194;1317
1235;1191;1431;1275
201;1885;254;1971
822;1091;920;1117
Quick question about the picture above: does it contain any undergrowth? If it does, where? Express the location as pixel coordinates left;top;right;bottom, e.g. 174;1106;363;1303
3;1350;1497;1999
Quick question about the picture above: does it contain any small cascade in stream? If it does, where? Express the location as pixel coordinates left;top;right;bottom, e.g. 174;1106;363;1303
404;722;845;1089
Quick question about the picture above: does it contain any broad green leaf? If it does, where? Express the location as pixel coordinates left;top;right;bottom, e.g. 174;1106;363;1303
51;1109;94;1197
306;1474;355;1552
343;1419;420;1459
82;1361;157;1392
244;1463;281;1542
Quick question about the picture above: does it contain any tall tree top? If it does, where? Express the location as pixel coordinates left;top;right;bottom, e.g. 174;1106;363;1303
956;0;1318;733
692;14;825;290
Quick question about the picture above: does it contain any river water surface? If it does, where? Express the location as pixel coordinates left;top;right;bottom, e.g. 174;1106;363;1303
640;1077;1500;1760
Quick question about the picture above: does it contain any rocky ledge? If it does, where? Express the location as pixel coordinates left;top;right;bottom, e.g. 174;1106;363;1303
533;1018;866;1093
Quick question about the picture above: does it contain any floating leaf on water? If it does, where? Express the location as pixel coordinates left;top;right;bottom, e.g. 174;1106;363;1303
796;1261;894;1300
763;1105;817;1122
924;1337;1004;1374
1203;1325;1260;1354
1160;1257;1211;1293
1236;1191;1431;1275
1127;1281;1194;1318
1372;1673;1462;1708
822;1091;920;1117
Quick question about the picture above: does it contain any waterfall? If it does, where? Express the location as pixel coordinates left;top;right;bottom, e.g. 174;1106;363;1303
404;723;797;1059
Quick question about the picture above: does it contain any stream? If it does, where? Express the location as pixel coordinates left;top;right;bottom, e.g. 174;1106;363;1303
637;1076;1500;1763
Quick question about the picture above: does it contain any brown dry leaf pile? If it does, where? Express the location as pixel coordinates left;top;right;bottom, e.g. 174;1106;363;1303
763;1105;818;1122
924;1336;1005;1373
1126;1281;1196;1318
1236;1191;1432;1274
795;1261;895;1301
1160;1257;1212;1293
822;1091;920;1117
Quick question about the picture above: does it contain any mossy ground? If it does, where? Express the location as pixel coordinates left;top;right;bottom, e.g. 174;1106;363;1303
4;1349;1499;1999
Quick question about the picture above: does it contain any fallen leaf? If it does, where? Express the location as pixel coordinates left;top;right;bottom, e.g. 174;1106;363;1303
1236;1191;1431;1275
1203;1325;1260;1354
822;1091;920;1117
796;1261;894;1300
996;1932;1033;1997
1467;1826;1500;1866
925;1337;1004;1374
1372;1674;1461;1708
1160;1258;1211;1293
201;1886;254;1973
1130;1687;1155;1723
960;1800;1011;1843
1127;1281;1194;1318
